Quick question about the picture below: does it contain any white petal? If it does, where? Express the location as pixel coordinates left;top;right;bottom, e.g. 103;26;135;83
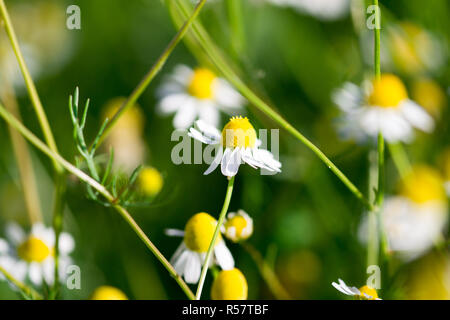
28;263;43;285
213;79;245;110
170;242;187;267
173;104;198;130
157;93;190;115
222;148;242;177
332;282;352;296
172;249;190;277
195;119;222;140
332;82;363;112
5;222;25;245
164;229;185;237
214;241;234;270
58;233;75;254
400;100;434;132
198;105;220;128
204;147;223;175
183;253;201;284
0;239;9;254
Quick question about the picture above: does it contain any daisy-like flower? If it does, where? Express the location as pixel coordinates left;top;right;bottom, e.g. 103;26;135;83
222;210;253;243
264;0;350;21
332;279;381;300
188;116;282;177
90;286;128;300
0;223;74;286
137;166;164;197
211;268;248;300
333;73;434;143
359;165;448;260
157;65;244;129
167;212;234;284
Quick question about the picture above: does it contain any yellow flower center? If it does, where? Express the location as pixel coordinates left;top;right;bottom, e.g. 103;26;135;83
412;79;446;117
138;167;163;197
400;165;446;204
17;237;51;263
211;268;248;300
90;286;128;300
358;285;379;300
225;216;248;242
184;212;222;253
221;116;257;148
368;74;408;108
187;68;216;99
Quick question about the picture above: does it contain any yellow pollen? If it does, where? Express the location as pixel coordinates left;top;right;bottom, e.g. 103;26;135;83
211;268;248;300
90;286;128;300
368;74;408;108
221;116;257;148
400;165;446;204
17;237;51;263
225;216;248;242
184;213;222;253
358;285;379;300
138;167;164;197
187;68;216;99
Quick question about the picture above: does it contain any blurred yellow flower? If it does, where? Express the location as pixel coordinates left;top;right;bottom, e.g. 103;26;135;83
400;165;446;204
17;237;51;263
187;68;216;99
102;97;144;134
138;167;163;197
368;74;408;108
90;286;128;300
412;79;447;118
211;268;248;300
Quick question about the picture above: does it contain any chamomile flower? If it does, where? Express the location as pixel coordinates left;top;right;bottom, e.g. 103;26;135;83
333;74;434;143
90;286;128;300
211;268;248;300
167;213;234;284
222;210;253;243
157;65;244;129
359;165;448;260
0;223;74;286
137;167;164;197
332;279;381;300
188;117;281;177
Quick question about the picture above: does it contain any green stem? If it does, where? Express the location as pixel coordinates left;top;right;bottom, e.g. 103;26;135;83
94;0;208;150
242;242;291;300
0;266;43;300
172;0;371;210
388;142;412;179
0;0;62;174
226;0;245;58
0;103;195;300
195;176;235;300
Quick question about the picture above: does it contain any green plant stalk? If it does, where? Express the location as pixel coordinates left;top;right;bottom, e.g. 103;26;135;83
94;0;209;150
388;142;412;179
0;0;62;174
172;0;371;210
0;265;43;300
226;0;245;58
0;103;195;300
195;176;235;300
242;242;291;300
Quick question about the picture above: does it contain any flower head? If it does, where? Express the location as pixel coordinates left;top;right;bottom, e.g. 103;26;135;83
333;74;434;143
399;165;446;204
157;65;244;129
167;213;234;284
188;117;281;177
0;223;74;286
332;279;381;300
211;268;248;300
137;167;163;197
222;210;253;242
90;286;128;300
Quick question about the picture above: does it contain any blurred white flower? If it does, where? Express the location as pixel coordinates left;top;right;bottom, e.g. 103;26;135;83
359;166;448;260
157;65;244;129
166;212;234;284
333;74;434;143
188;117;281;177
0;223;74;286
265;0;350;21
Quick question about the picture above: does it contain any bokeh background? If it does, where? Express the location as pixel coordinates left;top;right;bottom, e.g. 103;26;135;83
0;0;449;299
